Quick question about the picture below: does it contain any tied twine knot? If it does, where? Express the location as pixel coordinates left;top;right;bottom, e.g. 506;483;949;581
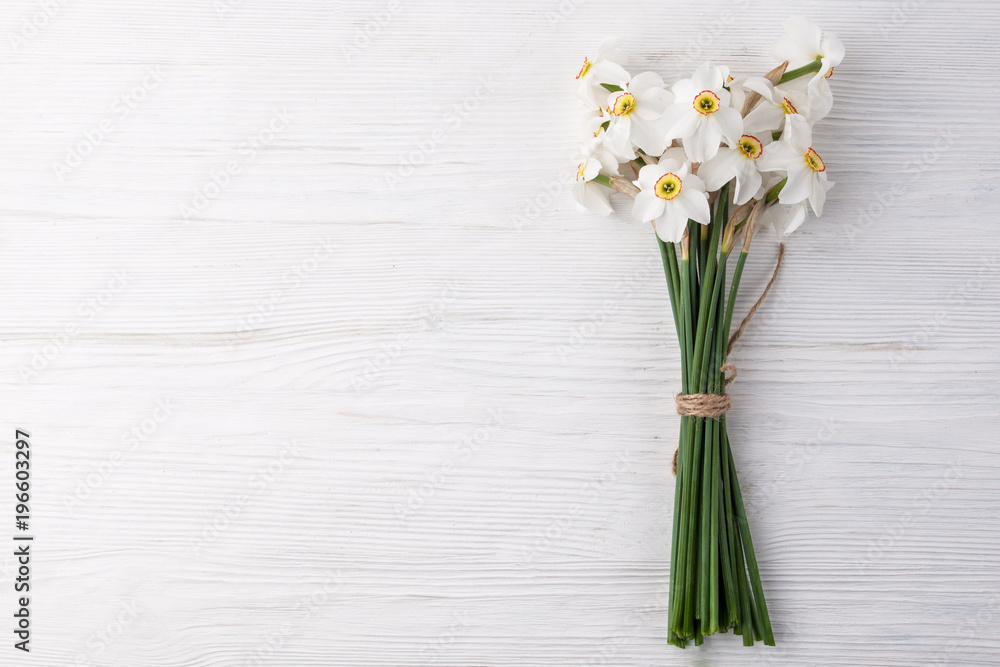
670;244;785;477
671;364;737;477
674;364;738;419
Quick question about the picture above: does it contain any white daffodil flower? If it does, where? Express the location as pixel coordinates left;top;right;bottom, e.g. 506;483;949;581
697;104;776;206
602;72;674;160
662;62;743;163
697;133;770;206
779;70;834;122
742;76;820;130
771;17;844;119
771;16;844;80
581;120;620;173
756;114;833;216
632;158;710;243
727;75;747;113
761;201;809;237
575;37;630;109
581;107;612;154
572;156;614;216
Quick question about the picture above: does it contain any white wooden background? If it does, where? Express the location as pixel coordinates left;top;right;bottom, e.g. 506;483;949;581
0;0;998;665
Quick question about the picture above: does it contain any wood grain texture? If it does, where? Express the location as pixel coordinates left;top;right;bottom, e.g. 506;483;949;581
0;0;998;664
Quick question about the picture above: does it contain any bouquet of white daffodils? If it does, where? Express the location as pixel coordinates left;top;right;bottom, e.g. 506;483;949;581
572;17;844;648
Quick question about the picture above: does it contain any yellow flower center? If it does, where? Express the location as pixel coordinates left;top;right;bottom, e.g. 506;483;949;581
804;147;825;172
611;92;636;116
576;57;591;80
824;66;834;79
780;97;798;115
654;172;683;200
693;90;720;115
576;162;588;181
738;135;763;159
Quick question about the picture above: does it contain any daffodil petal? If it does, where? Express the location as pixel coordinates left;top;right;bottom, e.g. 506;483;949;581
744;104;785;136
821;32;845;68
654;212;688;243
671;79;696;104
713;106;744;147
778;165;812;204
782;114;813;154
662;105;700;141
582;182;613;216
743;77;775;101
633;189;666;222
629;116;668;155
772;16;823;66
733;157;762;205
683;120;722;162
756;141;799;172
808;173;828;216
588;60;630;88
697;149;739;192
636;163;669;191
691;62;724;92
629;71;666;97
683;172;706;194
676;188;711;225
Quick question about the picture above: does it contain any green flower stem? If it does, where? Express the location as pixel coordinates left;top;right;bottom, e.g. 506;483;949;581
707;394;720;634
777;56;823;85
694;186;728;634
706;202;730;636
687;222;700;333
670;240;699;639
727;434;775;645
723;250;748;356
730;451;756;645
765;178;787;204
657;238;681;345
592;173;612;188
680;413;700;638
698;224;709;284
701;412;715;631
679;250;693;389
690;184;727;392
660;236;689;646
697;409;710;623
710;253;737;633
719;427;742;633
720;241;775;645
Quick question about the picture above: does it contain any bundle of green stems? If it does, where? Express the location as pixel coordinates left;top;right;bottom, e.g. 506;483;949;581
657;181;777;648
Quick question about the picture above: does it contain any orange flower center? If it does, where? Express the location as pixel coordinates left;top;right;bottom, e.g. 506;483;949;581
693;90;720;115
738;135;763;159
611;92;636;116
805;147;825;172
654;173;683;200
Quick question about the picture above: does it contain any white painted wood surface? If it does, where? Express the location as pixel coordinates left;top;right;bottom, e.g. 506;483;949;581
0;0;998;664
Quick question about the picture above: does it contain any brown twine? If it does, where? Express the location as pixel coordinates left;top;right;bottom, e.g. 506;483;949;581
671;244;785;476
728;243;785;356
675;392;731;419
